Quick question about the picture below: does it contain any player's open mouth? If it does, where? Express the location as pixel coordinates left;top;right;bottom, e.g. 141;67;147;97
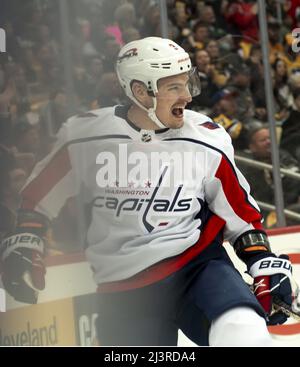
171;107;184;118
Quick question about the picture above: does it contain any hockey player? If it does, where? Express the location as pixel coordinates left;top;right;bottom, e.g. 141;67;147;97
0;37;298;346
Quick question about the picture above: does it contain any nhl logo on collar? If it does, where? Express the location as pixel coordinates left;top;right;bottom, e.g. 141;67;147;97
141;132;152;142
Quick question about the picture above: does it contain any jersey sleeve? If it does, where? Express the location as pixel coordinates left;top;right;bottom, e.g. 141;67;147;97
20;121;80;220
203;130;264;244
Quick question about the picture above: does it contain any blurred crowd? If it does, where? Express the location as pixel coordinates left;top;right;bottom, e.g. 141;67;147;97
2;0;300;253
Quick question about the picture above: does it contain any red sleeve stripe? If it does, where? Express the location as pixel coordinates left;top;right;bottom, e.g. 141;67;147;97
163;137;263;230
97;214;225;292
21;147;71;210
215;155;263;229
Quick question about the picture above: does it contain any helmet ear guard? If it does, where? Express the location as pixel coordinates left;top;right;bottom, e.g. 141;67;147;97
129;80;155;98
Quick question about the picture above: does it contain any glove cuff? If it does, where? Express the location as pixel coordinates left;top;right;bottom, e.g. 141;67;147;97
16;209;50;237
233;230;272;264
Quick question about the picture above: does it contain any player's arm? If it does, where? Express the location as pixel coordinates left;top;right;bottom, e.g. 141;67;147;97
204;129;299;325
0;123;79;304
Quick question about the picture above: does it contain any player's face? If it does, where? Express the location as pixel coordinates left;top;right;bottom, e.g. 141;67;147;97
155;73;192;129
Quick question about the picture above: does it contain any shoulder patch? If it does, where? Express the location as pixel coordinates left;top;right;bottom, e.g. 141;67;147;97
199;121;220;130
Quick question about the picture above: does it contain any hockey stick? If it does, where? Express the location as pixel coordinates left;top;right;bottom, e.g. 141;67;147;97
272;296;300;322
267;275;300;322
248;277;300;322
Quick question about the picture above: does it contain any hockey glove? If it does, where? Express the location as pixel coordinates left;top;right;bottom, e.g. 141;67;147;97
0;233;45;304
233;231;299;325
0;210;48;304
248;254;296;325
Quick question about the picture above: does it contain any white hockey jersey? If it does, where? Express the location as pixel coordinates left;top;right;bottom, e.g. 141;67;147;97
20;106;263;291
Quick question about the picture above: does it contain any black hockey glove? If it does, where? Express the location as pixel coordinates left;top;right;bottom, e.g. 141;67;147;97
0;210;48;304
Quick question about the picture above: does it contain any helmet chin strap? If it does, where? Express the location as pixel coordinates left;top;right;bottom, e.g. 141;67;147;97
131;95;167;129
147;97;166;129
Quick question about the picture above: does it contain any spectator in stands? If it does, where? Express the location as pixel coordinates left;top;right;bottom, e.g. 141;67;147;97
226;62;256;123
96;71;124;108
0;145;26;240
35;43;61;90
172;7;190;43
286;0;300;28
114;2;137;39
35;24;60;60
244;45;268;121
186;49;219;113
280;88;300;164
272;58;293;111
288;69;300;91
210;89;246;149
268;20;285;64
205;40;229;87
237;125;300;225
168;0;194;45
102;35;121;72
205;39;220;62
22;6;45;43
224;0;259;43
140;3;161;37
13;64;32;114
197;4;226;39
22;44;42;83
0;74;15;147
223;0;259;59
182;22;210;55
74;56;105;107
122;27;141;44
38;87;69;158
13;116;40;159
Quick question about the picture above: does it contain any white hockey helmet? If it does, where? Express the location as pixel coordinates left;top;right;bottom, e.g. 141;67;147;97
116;37;191;98
116;37;192;128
